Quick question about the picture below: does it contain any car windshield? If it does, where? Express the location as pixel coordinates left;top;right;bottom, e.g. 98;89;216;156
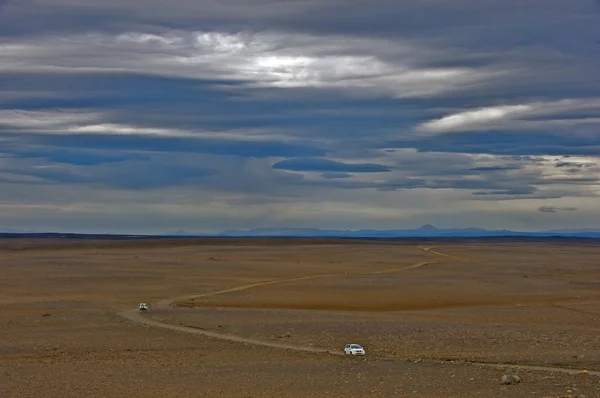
350;345;362;349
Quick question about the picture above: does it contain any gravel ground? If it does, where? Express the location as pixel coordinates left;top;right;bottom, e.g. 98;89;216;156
1;238;599;397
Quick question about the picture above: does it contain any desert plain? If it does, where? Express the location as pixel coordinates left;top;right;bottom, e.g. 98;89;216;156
0;238;599;397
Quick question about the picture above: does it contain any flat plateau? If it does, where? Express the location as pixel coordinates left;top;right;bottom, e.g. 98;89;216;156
1;238;599;397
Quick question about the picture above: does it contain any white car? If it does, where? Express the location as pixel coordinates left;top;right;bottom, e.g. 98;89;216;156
344;344;365;356
139;303;149;311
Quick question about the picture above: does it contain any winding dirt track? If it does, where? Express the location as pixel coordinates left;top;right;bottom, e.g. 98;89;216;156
118;247;600;377
419;246;466;260
119;260;436;355
119;309;341;355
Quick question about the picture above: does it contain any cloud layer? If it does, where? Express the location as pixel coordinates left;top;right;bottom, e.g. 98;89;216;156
1;0;600;233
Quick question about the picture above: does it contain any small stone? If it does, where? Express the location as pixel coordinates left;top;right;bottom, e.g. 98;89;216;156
41;313;51;317
501;374;521;385
580;369;588;375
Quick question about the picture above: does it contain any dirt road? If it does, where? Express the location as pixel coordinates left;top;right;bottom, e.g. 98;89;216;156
120;259;437;354
119;248;600;377
155;260;436;308
119;308;342;355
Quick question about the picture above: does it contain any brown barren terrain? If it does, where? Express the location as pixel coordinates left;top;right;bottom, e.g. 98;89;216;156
1;238;599;397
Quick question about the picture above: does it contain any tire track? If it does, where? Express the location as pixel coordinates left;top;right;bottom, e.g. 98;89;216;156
119;260;436;355
119;249;600;377
466;361;600;376
154;273;338;310
416;245;600;376
361;261;435;275
157;261;437;308
119;308;341;355
419;246;466;260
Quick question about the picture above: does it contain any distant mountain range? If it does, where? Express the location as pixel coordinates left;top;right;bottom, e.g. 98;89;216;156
211;224;600;238
2;224;600;238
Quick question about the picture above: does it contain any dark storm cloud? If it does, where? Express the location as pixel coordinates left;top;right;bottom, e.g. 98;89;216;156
1;0;600;232
469;165;522;172
3;0;595;45
319;177;426;191
554;160;597;169
392;132;600;157
3;154;218;189
320;172;353;179
539;206;578;213
4;133;326;159
272;158;391;173
10;147;150;166
474;188;537;196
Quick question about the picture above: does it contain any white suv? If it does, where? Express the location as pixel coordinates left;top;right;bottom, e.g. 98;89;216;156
344;344;365;356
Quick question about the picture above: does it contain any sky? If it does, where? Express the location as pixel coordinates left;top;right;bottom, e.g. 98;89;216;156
1;0;600;234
